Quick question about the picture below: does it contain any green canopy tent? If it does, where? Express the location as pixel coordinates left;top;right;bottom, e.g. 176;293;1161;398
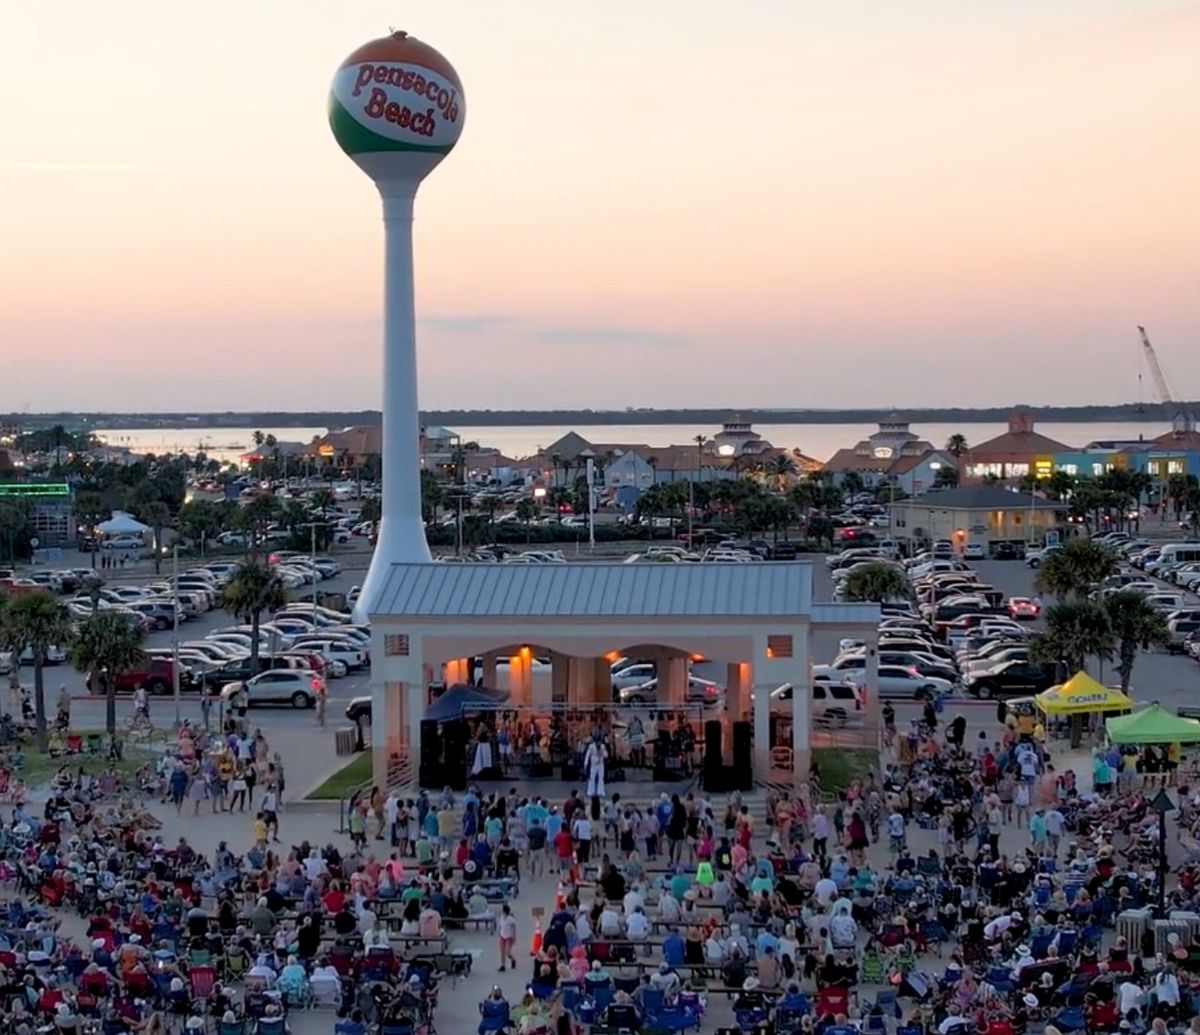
1106;704;1200;745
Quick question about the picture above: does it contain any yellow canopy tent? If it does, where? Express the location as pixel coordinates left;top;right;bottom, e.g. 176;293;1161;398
1035;671;1134;715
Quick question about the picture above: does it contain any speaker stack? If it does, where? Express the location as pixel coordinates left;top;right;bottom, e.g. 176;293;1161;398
732;721;753;791
441;719;468;790
418;719;442;789
702;720;727;793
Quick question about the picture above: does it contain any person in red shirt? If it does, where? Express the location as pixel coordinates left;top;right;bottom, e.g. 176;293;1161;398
554;828;574;875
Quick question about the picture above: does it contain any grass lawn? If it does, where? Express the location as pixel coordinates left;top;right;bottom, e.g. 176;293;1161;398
812;747;877;793
308;752;372;800
15;729;157;787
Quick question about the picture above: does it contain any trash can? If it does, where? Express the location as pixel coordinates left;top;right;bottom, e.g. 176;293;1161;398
334;726;358;756
319;591;348;612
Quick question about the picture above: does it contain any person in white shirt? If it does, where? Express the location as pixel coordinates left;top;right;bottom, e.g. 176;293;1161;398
1155;967;1180;1008
598;905;622;937
814;875;838;908
711;875;731;907
1118;979;1144;1018
938;1010;968;1035
357;905;378;936
658;894;681;924
571;815;593;864
1044;808;1065;854
625;908;648;940
649;963;680;995
623;887;644;916
983;912;1018;942
384;793;399;844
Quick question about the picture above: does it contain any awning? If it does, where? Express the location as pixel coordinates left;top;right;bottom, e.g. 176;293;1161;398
1106;704;1200;745
423;683;509;722
1035;671;1133;715
97;511;150;535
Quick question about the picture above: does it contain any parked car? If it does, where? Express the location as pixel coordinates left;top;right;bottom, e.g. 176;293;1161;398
769;682;863;726
86;658;194;696
617;676;721;706
1007;597;1042;621
223;670;322;708
1026;544;1062;569
964;660;1057;699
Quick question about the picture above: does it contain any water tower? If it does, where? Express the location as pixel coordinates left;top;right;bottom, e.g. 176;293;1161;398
329;31;465;619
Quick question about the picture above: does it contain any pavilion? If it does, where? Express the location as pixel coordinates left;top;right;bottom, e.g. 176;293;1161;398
366;562;880;789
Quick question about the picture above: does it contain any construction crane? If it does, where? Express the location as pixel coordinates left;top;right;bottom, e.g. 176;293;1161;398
1138;325;1174;405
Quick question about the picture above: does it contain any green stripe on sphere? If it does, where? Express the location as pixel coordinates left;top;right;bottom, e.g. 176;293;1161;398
328;96;454;156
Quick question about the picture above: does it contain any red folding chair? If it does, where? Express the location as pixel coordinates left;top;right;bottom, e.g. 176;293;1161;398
817;987;850;1017
189;965;217;1006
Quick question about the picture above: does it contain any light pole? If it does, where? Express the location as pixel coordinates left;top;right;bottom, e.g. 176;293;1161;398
311;523;318;613
1150;787;1174;917
172;543;181;727
585;456;596;553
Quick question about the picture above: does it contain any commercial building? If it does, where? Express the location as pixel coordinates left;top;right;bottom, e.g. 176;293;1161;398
960;410;1069;483
891;484;1058;549
0;482;74;546
822;418;937;486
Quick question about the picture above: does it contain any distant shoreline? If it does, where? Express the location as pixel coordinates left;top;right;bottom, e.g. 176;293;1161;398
0;403;1186;431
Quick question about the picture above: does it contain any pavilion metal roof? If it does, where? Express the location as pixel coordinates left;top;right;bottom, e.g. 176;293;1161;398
369;561;815;619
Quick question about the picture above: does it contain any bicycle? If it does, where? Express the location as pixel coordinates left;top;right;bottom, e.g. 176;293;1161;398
123;714;166;745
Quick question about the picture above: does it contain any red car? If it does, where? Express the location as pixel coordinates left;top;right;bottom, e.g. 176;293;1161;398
1008;597;1041;621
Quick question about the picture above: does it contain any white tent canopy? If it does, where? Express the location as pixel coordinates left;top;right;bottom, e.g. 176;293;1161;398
97;511;150;535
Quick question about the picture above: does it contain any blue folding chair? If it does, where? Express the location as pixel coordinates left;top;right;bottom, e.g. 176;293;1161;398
656;1005;699;1033
986;966;1014;994
592;987;614;1014
478;999;511;1035
641;988;665;1021
876;989;901;1019
1053;1007;1086;1033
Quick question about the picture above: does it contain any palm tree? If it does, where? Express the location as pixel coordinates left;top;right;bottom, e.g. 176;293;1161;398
1031;600;1114;678
1035;538;1119;599
768;454;797;491
842;562;912;603
933;466;959;489
0;594;74;750
945;433;968;458
71;611;146;735
221;562;288;669
515;498;537;542
143;500;172;575
1103;590;1169;694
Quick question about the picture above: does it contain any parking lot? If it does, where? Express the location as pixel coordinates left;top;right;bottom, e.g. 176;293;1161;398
4;545;374;736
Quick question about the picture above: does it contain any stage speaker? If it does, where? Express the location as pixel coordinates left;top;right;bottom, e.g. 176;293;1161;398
701;721;725;792
419;720;440;768
417;763;443;789
442;719;468;790
732;721;753;791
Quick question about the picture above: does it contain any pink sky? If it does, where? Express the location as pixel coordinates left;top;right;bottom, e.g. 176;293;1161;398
1;1;1197;411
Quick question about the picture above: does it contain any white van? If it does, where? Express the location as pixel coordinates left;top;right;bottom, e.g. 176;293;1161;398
1147;543;1200;576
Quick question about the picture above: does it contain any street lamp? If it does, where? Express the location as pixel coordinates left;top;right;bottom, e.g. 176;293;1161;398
1150;787;1175;917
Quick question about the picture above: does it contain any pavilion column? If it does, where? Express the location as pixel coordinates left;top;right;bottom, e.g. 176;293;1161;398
664;655;687;709
531;650;552;711
372;679;404;787
443;658;469;686
509;653;532;707
752;670;771;782
725;661;749;754
791;630;812;792
552;652;571;705
480;651;500;689
592;658;613;705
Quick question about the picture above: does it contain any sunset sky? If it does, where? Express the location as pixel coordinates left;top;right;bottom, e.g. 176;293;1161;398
1;1;1197;412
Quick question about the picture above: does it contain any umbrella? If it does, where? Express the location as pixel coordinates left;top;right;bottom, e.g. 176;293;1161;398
1035;671;1133;715
1106;704;1200;745
424;683;509;722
